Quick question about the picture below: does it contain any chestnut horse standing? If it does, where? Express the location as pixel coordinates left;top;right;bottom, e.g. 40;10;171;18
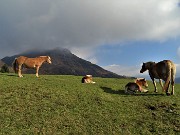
12;56;52;77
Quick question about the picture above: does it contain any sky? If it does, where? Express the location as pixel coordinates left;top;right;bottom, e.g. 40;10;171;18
0;0;180;78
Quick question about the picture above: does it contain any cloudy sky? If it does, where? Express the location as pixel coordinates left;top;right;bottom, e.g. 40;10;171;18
1;0;180;78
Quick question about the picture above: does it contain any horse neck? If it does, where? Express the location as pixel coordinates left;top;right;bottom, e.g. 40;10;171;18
136;80;141;85
38;56;47;63
147;62;156;70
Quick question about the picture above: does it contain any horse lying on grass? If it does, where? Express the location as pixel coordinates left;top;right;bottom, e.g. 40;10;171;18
125;78;148;94
12;56;52;77
140;60;176;96
82;75;96;84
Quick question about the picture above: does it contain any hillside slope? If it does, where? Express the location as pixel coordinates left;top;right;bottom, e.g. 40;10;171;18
0;74;179;134
0;60;5;67
1;48;125;78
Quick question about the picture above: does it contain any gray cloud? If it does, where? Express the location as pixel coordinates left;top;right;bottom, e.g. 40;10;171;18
0;0;180;58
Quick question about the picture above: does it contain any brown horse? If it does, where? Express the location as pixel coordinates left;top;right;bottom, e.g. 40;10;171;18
140;60;176;95
125;78;148;94
12;56;52;77
81;75;96;83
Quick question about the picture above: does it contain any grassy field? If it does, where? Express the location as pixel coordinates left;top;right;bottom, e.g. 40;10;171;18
0;73;179;135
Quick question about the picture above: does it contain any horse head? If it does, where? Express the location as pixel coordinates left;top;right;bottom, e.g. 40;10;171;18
46;56;52;64
136;78;148;88
140;62;155;73
140;63;147;73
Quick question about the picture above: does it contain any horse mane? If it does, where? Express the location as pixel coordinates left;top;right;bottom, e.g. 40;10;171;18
38;56;48;58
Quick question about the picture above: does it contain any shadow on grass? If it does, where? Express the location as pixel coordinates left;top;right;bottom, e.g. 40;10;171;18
101;86;165;96
100;87;126;95
134;93;165;96
0;73;16;77
6;74;17;77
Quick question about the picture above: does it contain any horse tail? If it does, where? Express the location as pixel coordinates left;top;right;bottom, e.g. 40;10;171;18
171;61;176;84
163;60;173;93
12;58;18;73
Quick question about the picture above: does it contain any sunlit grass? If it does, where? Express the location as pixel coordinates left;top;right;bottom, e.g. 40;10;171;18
0;73;179;134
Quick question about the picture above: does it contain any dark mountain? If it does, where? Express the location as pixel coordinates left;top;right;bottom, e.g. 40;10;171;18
1;48;126;78
0;60;5;67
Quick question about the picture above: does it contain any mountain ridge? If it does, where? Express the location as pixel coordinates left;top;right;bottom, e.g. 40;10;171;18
1;48;127;78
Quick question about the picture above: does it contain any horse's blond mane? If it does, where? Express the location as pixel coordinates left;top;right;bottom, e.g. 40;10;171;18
38;56;47;58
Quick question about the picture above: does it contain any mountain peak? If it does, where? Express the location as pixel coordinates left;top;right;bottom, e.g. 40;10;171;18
1;48;125;78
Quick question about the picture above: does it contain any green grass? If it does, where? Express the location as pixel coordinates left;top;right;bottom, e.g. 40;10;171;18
0;73;179;135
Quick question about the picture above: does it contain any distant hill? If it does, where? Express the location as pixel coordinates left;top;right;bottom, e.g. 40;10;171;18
0;60;5;67
1;48;127;78
175;77;180;83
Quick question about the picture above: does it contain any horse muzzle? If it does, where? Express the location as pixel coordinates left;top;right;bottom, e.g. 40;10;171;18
140;69;145;73
47;60;52;64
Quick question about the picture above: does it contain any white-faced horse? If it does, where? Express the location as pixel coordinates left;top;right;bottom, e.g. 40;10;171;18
13;56;52;77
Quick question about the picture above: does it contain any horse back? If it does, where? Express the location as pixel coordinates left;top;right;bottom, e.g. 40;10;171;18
154;60;175;80
16;56;28;65
24;57;44;68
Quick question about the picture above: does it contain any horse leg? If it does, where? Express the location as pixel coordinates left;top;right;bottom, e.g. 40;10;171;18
36;66;40;77
159;79;164;92
171;72;175;95
165;80;170;96
171;68;176;95
152;79;158;92
171;80;175;95
18;65;23;77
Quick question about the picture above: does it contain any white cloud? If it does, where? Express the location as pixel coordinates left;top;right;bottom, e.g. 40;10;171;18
176;47;180;78
175;63;180;78
104;62;180;79
0;0;180;58
71;46;98;64
103;64;149;78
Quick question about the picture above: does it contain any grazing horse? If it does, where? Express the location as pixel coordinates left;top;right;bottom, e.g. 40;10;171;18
140;60;176;95
125;78;148;94
12;56;52;77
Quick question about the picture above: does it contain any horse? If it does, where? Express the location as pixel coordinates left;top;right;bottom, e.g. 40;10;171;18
125;78;148;94
140;60;176;95
12;56;52;77
81;75;96;83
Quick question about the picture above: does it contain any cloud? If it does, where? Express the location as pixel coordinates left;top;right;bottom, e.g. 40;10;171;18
104;62;180;79
0;0;180;58
71;46;98;64
175;63;180;78
177;46;180;57
103;64;149;78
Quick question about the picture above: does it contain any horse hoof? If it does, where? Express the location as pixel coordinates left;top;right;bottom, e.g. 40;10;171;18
154;91;158;93
166;93;171;96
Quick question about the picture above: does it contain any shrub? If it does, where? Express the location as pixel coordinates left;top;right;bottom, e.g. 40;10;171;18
0;64;9;73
